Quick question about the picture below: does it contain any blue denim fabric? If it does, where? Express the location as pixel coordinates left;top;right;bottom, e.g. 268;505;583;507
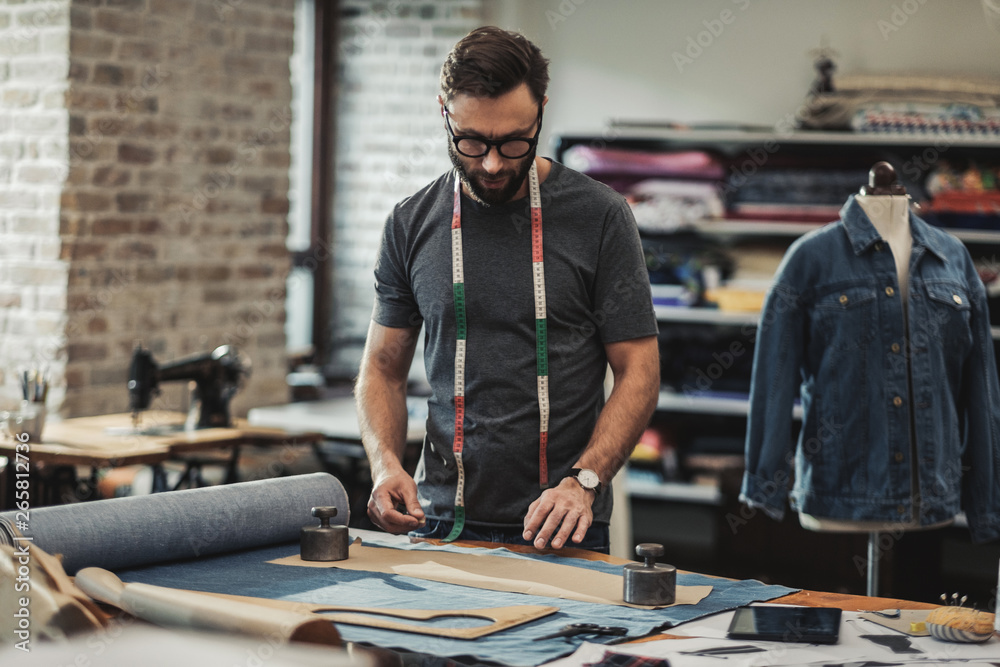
119;535;798;667
410;518;611;553
742;196;1000;543
0;473;349;573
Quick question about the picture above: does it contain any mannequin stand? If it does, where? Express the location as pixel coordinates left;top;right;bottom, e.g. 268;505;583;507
867;531;880;597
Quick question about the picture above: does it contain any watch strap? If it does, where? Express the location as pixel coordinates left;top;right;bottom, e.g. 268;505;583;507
568;467;602;495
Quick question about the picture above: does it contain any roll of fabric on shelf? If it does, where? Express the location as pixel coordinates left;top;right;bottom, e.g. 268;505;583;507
0;472;349;574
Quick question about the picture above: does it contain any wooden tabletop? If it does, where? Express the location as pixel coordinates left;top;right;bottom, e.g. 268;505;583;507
0;411;323;467
0;441;172;468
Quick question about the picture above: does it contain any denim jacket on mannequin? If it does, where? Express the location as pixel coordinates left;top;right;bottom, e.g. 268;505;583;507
741;195;1000;543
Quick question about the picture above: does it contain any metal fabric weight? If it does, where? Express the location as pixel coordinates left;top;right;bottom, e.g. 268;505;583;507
300;506;349;562
623;543;676;606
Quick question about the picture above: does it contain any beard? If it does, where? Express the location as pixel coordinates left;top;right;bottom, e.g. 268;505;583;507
448;142;536;207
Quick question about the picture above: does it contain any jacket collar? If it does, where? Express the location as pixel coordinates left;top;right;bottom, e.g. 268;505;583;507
840;194;949;264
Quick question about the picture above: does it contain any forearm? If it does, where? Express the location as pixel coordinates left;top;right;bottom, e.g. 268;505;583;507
356;372;408;480
354;324;419;482
576;343;659;484
523;336;658;549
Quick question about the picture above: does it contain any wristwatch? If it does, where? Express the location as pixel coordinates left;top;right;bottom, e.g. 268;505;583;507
568;468;602;495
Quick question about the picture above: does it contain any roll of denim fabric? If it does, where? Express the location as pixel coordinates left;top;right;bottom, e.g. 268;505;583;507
0;472;348;573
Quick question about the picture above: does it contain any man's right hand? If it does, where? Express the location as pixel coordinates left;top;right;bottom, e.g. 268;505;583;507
367;469;426;534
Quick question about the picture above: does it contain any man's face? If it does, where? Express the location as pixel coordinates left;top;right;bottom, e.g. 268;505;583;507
442;83;545;207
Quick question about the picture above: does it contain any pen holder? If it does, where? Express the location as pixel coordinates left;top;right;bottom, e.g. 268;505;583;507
2;401;45;442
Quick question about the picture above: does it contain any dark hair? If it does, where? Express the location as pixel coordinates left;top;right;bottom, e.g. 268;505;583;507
439;26;549;107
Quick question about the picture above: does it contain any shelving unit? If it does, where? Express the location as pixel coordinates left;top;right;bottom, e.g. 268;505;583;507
657;389;803;420
604;125;1000;148
627;468;723;505
556;128;1000;587
653;305;759;326
692;216;1000;244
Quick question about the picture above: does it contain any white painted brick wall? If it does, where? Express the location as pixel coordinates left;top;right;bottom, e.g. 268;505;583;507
0;0;71;409
328;0;482;375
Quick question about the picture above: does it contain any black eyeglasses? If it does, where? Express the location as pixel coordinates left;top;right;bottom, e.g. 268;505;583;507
443;106;542;159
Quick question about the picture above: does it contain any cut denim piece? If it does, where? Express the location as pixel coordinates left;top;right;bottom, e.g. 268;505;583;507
118;533;798;667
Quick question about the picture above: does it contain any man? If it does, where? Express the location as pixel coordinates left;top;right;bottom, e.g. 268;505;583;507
355;26;659;552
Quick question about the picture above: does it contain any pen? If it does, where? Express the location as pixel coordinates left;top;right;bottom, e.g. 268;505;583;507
680;645;766;655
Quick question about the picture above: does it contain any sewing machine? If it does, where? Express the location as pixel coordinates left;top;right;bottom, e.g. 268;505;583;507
127;345;251;429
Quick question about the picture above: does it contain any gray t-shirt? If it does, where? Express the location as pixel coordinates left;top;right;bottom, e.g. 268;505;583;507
372;160;657;528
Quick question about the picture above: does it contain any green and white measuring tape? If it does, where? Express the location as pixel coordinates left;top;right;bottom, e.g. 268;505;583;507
445;161;549;542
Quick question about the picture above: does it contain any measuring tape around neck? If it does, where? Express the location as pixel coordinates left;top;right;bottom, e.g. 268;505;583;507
445;161;549;542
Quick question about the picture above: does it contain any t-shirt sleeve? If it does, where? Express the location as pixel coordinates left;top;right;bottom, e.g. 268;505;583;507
372;207;423;329
593;198;658;343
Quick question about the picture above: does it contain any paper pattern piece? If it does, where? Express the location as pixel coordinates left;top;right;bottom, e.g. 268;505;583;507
270;542;711;609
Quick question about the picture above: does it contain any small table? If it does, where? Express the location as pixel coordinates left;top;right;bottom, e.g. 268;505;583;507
0;411;323;509
247;395;427;443
247;396;427;525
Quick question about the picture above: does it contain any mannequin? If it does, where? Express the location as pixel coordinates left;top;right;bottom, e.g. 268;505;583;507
741;161;1000;596
799;164;953;535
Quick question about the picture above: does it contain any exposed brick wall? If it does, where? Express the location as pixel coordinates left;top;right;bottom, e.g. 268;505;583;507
327;0;483;376
0;0;72;410
3;0;298;418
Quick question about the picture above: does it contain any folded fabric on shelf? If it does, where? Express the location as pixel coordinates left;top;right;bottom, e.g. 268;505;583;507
626;179;726;232
563;144;725;179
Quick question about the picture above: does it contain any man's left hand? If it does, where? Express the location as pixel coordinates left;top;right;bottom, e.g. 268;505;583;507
522;477;595;549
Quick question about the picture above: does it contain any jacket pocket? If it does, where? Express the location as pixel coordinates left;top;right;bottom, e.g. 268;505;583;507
811;285;878;351
921;281;972;346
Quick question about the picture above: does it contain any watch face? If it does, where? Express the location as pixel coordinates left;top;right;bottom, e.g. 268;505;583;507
577;469;600;489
